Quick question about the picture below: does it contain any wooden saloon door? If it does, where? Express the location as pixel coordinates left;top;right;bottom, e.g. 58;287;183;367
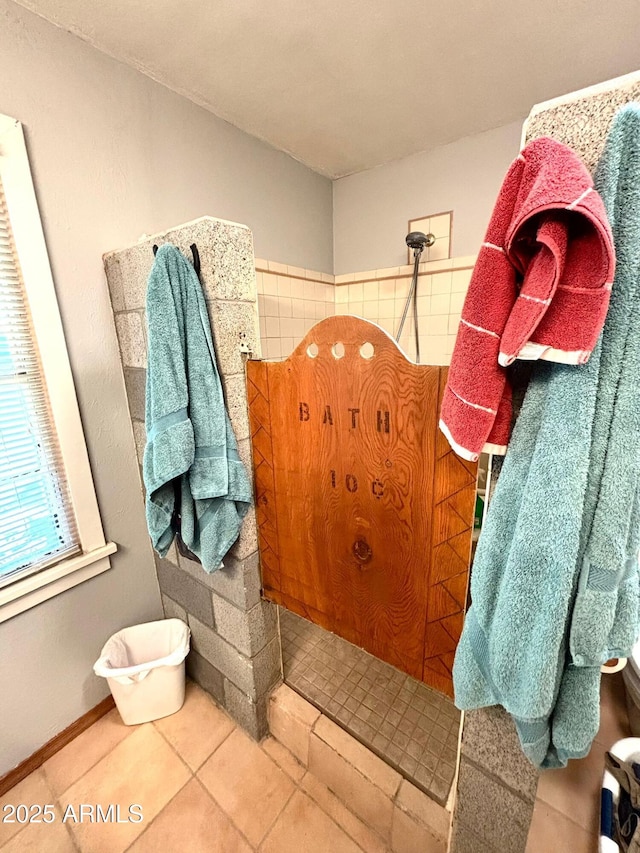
247;316;477;697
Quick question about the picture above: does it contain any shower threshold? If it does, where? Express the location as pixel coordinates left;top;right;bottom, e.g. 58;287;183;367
279;608;460;805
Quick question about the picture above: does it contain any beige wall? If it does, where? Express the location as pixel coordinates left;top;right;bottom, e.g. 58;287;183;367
332;121;522;274
0;0;332;775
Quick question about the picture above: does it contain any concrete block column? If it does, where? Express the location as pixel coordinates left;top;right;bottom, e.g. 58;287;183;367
450;708;539;852
104;216;281;739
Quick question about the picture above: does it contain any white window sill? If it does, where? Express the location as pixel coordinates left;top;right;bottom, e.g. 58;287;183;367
0;543;118;623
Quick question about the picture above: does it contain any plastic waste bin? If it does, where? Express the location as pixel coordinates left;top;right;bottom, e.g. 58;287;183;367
94;618;190;725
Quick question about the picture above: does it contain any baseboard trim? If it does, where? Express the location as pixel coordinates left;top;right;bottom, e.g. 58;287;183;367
0;695;115;797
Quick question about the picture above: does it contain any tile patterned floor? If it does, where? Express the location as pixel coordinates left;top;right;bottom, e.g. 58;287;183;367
280;608;461;805
0;682;389;853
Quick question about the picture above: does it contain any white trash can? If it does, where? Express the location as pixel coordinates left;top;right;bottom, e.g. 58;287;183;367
93;618;190;725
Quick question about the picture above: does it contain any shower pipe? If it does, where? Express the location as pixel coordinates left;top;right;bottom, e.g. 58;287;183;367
396;231;435;364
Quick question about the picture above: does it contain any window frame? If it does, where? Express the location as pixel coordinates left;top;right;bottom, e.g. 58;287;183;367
0;113;116;622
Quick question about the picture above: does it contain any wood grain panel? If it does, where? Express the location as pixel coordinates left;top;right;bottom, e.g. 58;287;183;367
247;317;476;696
423;369;477;697
247;360;282;597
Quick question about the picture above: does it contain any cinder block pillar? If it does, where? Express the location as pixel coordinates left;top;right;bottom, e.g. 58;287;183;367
450;708;539;852
104;216;282;739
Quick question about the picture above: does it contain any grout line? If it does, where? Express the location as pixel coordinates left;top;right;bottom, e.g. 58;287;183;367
530;795;596;838
39;688;236;853
51;770;83;853
114;295;259;319
0;768;67;851
147;707;257;850
281;632;457;802
460;753;538;805
151;711;236;775
44;721;188;852
256;784;298;852
255;267;331;286
121;776;193;853
275;606;285;684
303;780;373;851
177;704;296;850
204;296;259;305
64;817;83;853
299;771;385;852
195;733;298;853
255;263;475;288
39;715;142;803
308;712;402;800
331;265;474;286
195;775;257;852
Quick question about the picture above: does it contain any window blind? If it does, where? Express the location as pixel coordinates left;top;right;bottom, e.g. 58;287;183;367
0;176;79;587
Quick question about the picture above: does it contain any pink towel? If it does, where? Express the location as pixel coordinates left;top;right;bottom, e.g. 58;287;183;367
439;137;615;462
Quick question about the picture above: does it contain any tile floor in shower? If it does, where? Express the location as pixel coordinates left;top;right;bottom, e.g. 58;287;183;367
279;608;460;805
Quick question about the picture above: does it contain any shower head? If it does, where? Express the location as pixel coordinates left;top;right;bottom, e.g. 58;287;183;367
406;231;436;253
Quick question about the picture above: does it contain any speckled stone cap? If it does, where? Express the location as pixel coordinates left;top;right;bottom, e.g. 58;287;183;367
523;72;640;174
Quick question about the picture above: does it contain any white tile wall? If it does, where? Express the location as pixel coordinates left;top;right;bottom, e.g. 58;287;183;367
255;256;475;367
336;261;473;365
255;260;334;361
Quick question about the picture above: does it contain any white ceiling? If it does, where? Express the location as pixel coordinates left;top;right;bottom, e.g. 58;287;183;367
13;0;640;178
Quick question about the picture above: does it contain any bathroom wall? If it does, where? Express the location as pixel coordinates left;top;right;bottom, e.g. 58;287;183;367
0;0;332;776
333;120;522;274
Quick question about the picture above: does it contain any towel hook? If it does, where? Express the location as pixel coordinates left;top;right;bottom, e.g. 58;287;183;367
190;244;201;279
151;242;200;280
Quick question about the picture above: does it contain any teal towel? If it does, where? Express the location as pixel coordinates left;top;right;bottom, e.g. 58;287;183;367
570;105;640;667
453;104;640;768
143;244;252;572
